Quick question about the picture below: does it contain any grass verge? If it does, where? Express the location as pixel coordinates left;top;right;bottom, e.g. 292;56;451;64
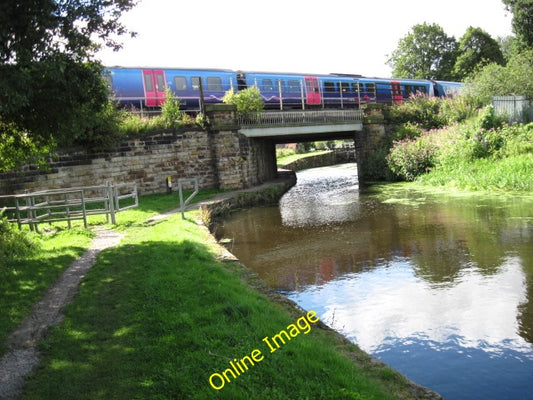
277;150;331;168
0;228;94;355
5;192;424;400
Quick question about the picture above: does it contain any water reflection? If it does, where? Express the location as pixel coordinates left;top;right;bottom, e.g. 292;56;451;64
292;257;530;356
219;164;533;399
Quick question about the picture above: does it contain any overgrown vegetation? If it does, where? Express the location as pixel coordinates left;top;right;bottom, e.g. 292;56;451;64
385;41;533;192
0;210;37;263
386;102;533;191
116;90;200;136
222;86;264;116
466;49;533;104
1;193;420;399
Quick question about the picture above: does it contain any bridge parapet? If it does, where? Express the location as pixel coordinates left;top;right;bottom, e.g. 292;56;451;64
238;109;364;128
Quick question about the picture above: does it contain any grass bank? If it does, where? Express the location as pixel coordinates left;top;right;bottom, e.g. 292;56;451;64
0;228;94;355
277;149;331;168
387;108;533;192
2;189;437;399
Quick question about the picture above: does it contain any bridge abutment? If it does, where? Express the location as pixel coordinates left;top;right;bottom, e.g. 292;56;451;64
355;104;392;182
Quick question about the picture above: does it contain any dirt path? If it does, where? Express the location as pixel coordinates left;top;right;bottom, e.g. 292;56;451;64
0;228;124;400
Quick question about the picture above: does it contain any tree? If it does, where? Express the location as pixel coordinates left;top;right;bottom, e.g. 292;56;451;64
387;23;458;80
0;0;136;64
502;0;533;49
468;49;533;103
453;27;505;80
0;0;136;171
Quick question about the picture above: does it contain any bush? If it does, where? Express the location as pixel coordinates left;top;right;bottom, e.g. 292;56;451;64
0;210;37;263
0;119;53;173
393;121;423;141
222;86;264;116
386;133;438;180
389;94;446;130
439;95;480;125
468;49;533;105
160;88;183;128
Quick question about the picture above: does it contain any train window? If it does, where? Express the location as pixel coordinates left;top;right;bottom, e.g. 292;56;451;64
191;77;200;91
207;77;222;91
144;73;154;91
156;74;165;91
174;76;187;92
366;83;376;93
339;82;350;93
262;79;274;92
288;80;301;93
324;81;337;93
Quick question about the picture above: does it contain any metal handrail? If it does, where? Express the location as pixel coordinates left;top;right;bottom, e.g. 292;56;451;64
0;182;138;231
238;109;364;127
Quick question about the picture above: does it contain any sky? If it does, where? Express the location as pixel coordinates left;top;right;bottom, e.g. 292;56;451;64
97;0;513;78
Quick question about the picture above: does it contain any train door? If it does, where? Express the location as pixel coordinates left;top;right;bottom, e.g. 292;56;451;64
304;76;321;105
143;69;166;106
391;81;403;104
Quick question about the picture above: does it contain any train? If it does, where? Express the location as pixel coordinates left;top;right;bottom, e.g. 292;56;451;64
104;66;463;111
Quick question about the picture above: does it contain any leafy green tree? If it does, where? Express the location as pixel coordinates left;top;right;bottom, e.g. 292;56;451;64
387;23;458;80
468;49;533;103
0;0;136;170
453;27;505;80
502;0;533;49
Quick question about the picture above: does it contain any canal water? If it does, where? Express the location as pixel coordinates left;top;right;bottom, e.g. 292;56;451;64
218;163;533;400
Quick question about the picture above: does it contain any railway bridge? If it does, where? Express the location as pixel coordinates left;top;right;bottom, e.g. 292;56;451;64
207;104;389;187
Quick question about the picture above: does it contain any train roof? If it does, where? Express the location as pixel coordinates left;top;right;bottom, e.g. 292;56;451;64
105;66;235;73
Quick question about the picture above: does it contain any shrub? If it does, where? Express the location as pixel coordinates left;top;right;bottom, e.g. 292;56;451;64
389;93;446;130
0;120;52;173
468;49;533;105
393;121;423;141
0;210;37;263
222;86;264;117
386;133;438;180
439;95;480;125
160;88;182;128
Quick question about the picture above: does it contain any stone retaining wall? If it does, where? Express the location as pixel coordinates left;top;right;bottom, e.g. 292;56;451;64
199;171;296;233
0;126;277;196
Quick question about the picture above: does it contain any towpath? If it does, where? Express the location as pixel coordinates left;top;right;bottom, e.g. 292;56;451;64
0;229;124;400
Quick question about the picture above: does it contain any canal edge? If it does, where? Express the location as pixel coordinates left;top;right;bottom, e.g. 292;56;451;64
197;172;444;400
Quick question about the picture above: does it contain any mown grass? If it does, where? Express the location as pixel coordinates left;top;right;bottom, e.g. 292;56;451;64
0;190;216;355
0;228;94;355
5;192;418;400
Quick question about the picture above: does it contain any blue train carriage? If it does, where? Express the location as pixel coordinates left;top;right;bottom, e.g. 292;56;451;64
239;71;314;109
105;67;237;110
434;80;463;97
357;77;434;104
240;71;371;109
164;68;237;109
317;74;367;108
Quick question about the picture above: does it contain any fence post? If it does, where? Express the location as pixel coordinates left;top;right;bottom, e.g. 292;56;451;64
81;190;88;229
107;181;116;225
